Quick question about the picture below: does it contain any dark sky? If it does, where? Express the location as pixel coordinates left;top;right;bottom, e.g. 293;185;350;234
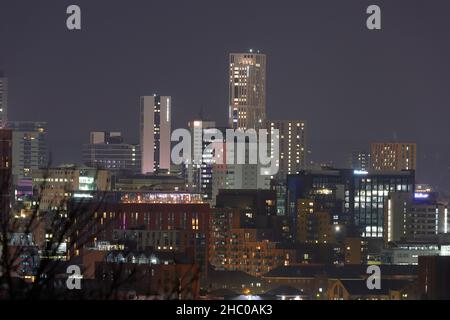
1;0;450;191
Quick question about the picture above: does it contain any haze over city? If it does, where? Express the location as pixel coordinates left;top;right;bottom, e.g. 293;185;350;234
2;0;450;191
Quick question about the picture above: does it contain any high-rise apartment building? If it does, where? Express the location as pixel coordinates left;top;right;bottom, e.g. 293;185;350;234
267;120;307;179
83;131;141;173
371;143;417;172
140;95;171;174
229;51;266;130
0;72;8;128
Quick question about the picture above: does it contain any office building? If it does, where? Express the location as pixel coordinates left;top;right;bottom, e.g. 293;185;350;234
371;143;417;172
7;121;48;199
381;243;450;265
287;168;415;239
0;72;7;128
82;131;141;173
140;95;171;174
32;164;111;211
267;120;307;179
211;162;271;206
229;51;266;130
384;192;448;244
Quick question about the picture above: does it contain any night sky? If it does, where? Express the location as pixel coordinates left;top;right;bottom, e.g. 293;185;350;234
1;0;450;191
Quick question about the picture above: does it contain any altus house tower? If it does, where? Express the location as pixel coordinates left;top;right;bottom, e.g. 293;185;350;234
228;50;266;130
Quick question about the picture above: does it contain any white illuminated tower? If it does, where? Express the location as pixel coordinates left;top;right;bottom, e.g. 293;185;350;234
267;120;307;178
140;95;171;174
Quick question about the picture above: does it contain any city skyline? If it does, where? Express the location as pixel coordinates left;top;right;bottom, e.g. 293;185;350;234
2;0;450;303
2;1;450;192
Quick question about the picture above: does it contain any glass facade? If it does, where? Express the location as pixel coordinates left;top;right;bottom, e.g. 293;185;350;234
287;169;415;239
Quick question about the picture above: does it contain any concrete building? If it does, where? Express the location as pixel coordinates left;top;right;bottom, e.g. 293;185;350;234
32;164;111;211
371;143;417;172
140;95;171;174
211;162;271;206
6;121;48;200
229;51;266;130
82;131;140;173
384;192;448;244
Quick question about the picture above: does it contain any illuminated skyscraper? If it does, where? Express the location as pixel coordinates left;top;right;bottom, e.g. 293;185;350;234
0;72;8;128
140;95;171;174
229;51;266;130
267;120;307;179
371;143;416;172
